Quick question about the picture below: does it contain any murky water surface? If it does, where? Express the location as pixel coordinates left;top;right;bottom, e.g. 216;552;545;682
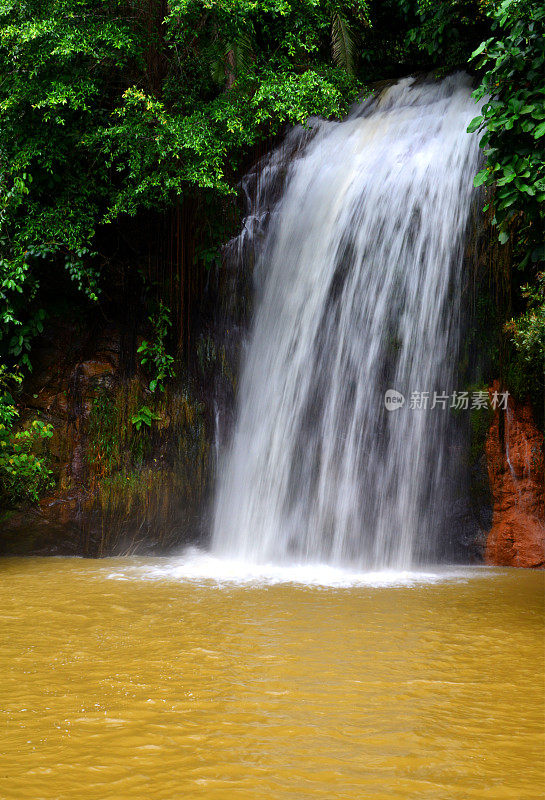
0;557;543;799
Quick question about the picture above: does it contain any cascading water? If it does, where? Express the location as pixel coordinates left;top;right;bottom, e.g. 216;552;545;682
213;73;482;569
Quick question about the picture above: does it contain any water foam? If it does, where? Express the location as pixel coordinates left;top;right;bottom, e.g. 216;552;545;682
105;548;492;588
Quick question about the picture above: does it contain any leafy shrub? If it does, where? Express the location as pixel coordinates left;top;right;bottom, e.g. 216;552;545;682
137;302;176;394
131;406;161;431
0;367;53;505
469;0;545;259
504;273;545;407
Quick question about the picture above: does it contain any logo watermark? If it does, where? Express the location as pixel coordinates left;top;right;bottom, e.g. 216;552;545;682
384;389;509;412
384;389;406;411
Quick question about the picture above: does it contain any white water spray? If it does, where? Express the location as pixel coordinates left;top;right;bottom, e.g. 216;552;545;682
213;73;482;568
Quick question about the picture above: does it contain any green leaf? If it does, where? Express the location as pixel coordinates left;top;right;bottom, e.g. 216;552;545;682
467;116;483;133
470;39;489;59
473;169;489;188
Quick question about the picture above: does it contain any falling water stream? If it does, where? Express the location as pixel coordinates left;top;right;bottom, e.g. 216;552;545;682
213;73;482;567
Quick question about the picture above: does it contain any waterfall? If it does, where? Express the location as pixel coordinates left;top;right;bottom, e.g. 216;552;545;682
212;73;482;569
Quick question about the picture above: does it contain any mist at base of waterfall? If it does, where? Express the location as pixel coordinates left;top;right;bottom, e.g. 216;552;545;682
103;547;496;588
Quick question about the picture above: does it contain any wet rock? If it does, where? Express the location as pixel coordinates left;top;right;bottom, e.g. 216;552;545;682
485;382;545;568
1;313;216;557
80;358;116;380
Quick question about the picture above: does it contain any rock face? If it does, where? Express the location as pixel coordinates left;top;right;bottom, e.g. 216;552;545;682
0;315;217;557
485;382;545;568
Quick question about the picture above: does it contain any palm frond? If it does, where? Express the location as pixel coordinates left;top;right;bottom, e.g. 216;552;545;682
229;33;254;76
211;33;254;88
331;14;356;75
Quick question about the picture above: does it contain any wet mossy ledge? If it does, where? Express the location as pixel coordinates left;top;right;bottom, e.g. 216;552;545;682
0;310;239;557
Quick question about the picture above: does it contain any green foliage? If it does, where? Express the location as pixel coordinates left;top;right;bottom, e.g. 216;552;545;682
0;366;53;505
87;391;118;471
509;276;545;364
87;383;152;477
0;308;46;373
356;0;486;76
0;0;136;319
405;0;487;67
131;406;161;431
137;301;176;393
504;272;545;402
468;0;545;405
0;0;368;345
469;0;545;258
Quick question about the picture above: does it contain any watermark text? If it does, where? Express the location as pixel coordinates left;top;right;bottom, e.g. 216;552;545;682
384;389;508;412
